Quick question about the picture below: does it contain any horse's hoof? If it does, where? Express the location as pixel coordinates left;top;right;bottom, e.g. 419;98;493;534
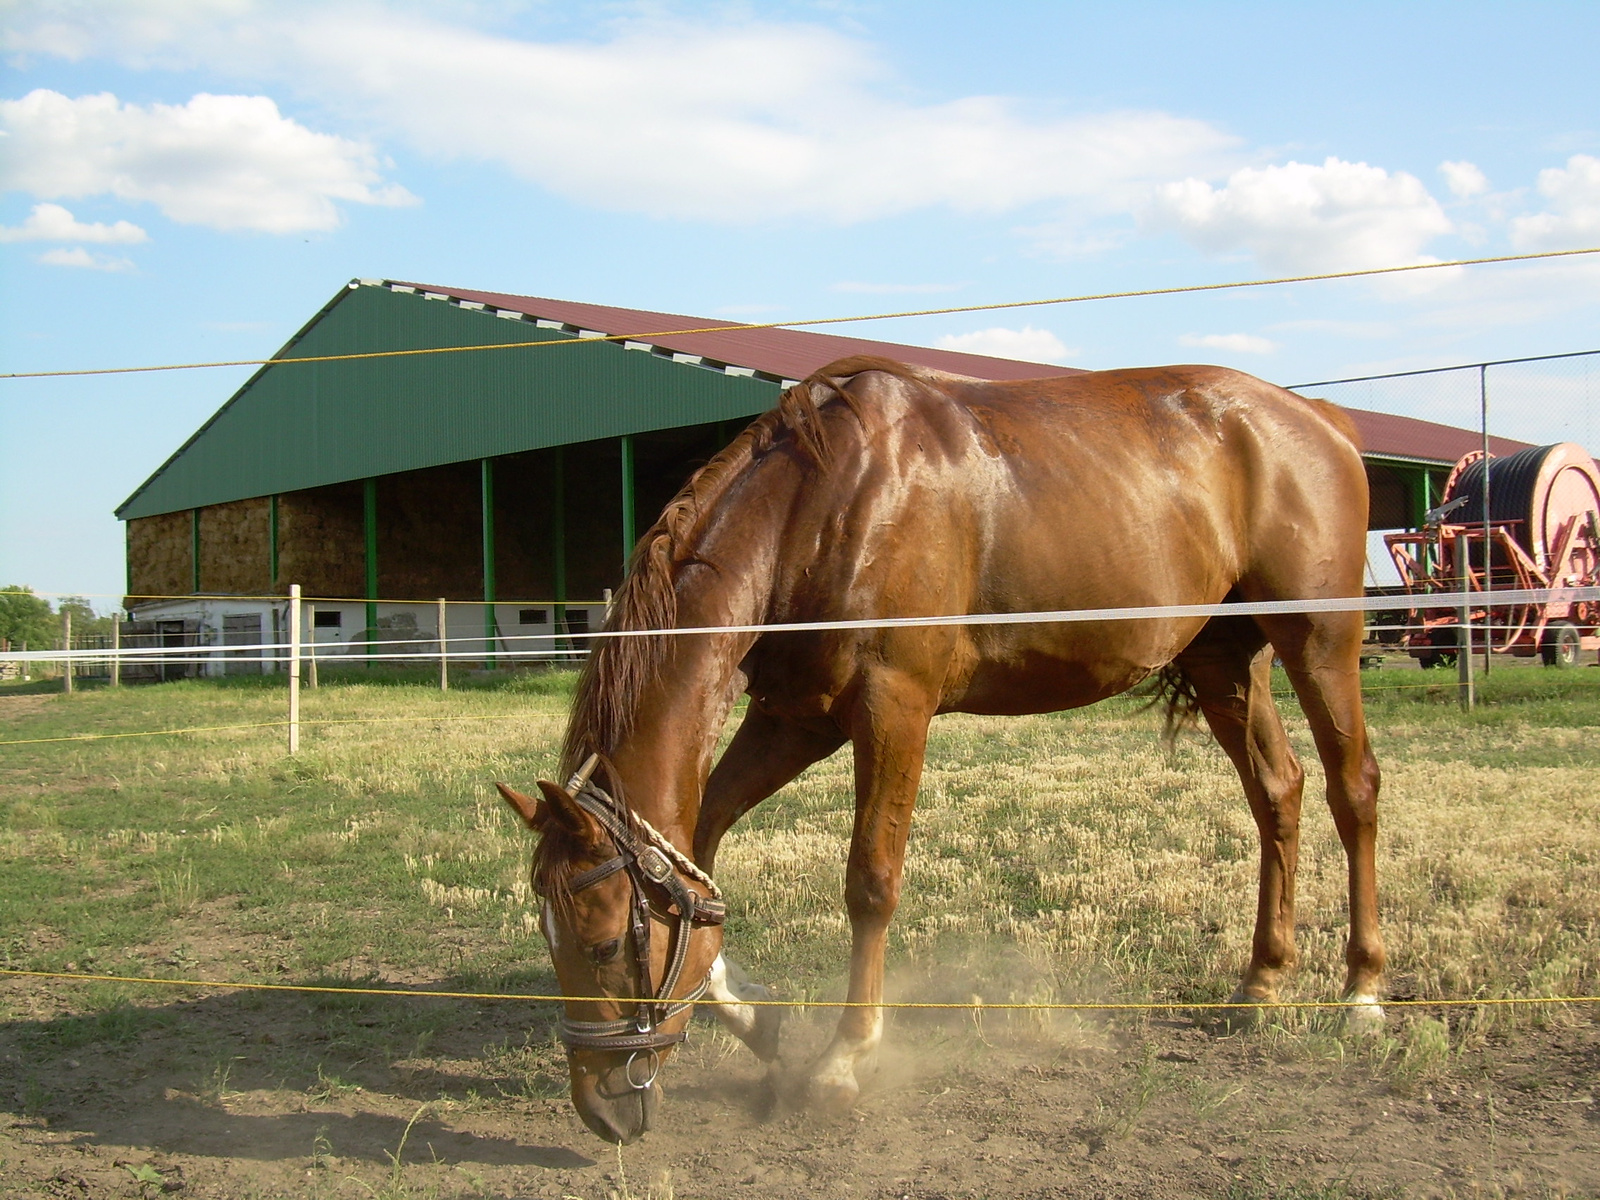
1212;989;1270;1033
748;1004;783;1063
1341;996;1386;1033
807;1078;860;1115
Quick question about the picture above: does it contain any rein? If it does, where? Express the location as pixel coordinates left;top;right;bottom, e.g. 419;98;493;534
554;756;726;1084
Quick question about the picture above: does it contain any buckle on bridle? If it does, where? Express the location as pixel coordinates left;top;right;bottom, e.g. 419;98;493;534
636;845;674;884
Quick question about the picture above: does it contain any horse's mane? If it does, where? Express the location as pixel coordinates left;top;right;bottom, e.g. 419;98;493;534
557;356;921;779
532;358;923;896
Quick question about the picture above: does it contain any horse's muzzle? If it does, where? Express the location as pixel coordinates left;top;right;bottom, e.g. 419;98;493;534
571;1059;659;1144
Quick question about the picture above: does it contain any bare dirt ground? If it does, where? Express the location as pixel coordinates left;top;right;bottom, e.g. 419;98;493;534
2;981;1596;1200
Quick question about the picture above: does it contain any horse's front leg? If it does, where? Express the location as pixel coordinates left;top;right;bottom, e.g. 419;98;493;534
696;705;846;1065
808;679;932;1112
705;953;782;1061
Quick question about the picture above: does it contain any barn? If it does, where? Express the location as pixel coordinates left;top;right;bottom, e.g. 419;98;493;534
115;277;1527;670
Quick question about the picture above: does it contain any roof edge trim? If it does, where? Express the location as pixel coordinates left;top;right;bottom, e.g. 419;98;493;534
114;281;364;519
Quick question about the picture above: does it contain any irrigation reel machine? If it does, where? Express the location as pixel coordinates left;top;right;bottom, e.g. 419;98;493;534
1385;442;1600;668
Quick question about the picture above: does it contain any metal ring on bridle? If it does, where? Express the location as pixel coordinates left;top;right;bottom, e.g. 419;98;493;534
625;1049;661;1090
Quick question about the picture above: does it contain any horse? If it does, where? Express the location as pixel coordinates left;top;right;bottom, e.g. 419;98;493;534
496;356;1385;1144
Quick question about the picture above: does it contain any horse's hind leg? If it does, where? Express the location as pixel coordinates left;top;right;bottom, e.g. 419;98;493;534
1261;609;1386;1026
1178;630;1305;1013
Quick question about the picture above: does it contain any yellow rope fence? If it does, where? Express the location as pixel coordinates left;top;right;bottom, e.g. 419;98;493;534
5;247;1596;381
1;968;1593;1012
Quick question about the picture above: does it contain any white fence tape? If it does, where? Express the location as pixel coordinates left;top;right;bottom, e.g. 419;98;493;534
6;586;1597;665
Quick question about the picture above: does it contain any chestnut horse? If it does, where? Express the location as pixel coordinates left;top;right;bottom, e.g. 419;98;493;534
497;357;1384;1144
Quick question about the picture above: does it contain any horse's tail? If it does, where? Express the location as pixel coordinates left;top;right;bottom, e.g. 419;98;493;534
1136;661;1203;749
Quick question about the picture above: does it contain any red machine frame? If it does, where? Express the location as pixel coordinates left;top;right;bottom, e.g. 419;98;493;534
1384;452;1600;668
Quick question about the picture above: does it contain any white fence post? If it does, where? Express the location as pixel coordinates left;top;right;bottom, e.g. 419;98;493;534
438;597;449;691
110;613;121;688
1457;573;1475;711
288;585;301;754
62;608;72;694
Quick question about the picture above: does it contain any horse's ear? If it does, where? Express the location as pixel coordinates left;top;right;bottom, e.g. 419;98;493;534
495;781;546;829
536;778;605;844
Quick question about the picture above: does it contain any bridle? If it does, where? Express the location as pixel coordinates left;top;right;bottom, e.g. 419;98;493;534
549;755;726;1089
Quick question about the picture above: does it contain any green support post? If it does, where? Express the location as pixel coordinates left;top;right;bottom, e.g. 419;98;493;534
269;494;280;590
552;447;567;654
482;458;497;669
364;478;378;664
620;433;636;573
191;508;201;593
1420;469;1435;574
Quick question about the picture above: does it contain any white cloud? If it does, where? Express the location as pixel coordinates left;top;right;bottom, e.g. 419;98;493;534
1178;332;1276;355
1;4;1236;224
1511;154;1600;250
1440;160;1489;199
935;326;1077;365
0;201;147;243
831;281;964;294
37;245;133;270
0;89;416;233
1146;156;1452;272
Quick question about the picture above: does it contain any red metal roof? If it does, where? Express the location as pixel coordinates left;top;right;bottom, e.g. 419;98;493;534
393;280;1085;383
1325;407;1528;465
392;281;1529;466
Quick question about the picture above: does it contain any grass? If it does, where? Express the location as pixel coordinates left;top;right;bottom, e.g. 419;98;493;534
1;660;1597;1069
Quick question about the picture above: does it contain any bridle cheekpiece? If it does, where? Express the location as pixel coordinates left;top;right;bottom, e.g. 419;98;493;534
551;754;726;1087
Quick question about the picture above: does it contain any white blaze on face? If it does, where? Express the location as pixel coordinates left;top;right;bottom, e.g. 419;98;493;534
541;901;562;952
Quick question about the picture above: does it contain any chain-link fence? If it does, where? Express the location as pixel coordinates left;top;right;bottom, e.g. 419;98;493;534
1296;350;1599;588
1298;349;1598;459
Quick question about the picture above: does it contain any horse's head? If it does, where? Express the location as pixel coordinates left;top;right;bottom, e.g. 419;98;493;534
497;756;726;1144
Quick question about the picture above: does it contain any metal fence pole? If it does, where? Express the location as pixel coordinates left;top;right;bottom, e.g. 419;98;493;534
438;597;449;691
110;613;121;688
1480;364;1492;675
62;608;72;694
307;607;319;689
288;585;301;754
1457;555;1475;711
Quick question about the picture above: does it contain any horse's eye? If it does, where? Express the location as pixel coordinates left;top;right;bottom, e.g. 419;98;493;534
590;938;622;965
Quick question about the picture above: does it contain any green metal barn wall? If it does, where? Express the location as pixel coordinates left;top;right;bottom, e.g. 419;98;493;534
116;285;781;521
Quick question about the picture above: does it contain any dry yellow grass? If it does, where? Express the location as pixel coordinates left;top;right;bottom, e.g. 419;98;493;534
1;670;1595;1045
712;687;1600;1040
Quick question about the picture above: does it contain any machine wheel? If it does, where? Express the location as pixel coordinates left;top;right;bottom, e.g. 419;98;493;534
1541;621;1581;668
1417;650;1458;670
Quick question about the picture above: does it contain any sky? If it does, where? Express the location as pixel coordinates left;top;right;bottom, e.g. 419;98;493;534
2;0;1598;602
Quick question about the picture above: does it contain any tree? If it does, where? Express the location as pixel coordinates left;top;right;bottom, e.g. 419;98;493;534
0;586;58;649
56;596;112;639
